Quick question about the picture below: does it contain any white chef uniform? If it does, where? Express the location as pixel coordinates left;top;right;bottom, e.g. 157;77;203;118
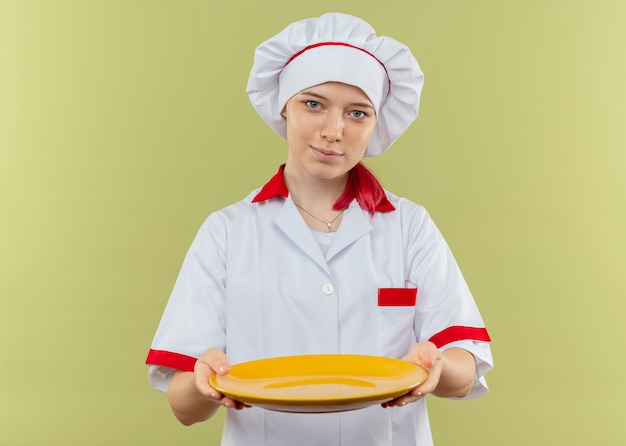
146;165;493;446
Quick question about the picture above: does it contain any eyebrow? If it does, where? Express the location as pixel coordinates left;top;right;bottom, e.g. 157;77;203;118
299;90;375;110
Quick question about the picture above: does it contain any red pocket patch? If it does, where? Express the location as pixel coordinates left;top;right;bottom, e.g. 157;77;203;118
377;287;418;306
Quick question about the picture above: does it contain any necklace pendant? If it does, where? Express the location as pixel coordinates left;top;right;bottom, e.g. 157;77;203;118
327;222;333;232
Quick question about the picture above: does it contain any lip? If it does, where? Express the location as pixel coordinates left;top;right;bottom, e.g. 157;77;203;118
311;145;342;160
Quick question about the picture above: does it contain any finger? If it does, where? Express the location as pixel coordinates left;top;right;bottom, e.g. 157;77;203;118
417;348;439;369
231;401;251;410
228;399;246;410
202;350;231;376
217;396;249;410
195;368;218;397
381;390;424;408
413;361;443;396
403;342;438;368
193;361;225;399
414;380;437;396
213;360;231;375
194;349;232;396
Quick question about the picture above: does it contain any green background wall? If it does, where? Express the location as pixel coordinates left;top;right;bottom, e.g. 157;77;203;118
1;1;624;444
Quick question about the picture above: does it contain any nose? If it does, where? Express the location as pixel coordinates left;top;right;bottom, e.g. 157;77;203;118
320;111;343;142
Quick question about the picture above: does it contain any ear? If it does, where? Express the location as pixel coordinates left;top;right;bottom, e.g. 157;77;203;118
280;105;287;119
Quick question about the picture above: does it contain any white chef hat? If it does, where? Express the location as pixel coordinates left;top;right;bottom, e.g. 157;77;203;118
246;12;424;157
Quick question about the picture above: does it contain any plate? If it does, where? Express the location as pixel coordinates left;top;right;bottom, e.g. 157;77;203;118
209;354;427;413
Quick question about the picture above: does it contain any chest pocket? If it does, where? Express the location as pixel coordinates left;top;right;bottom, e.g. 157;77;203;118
378;288;417;306
377;287;418;357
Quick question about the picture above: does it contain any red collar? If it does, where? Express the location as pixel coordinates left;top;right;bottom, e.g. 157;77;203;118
251;165;290;202
252;164;395;212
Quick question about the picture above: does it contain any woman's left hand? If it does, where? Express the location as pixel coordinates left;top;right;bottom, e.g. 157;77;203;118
381;341;443;408
382;342;477;408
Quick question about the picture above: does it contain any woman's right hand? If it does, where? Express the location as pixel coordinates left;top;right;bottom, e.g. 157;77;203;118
194;348;247;410
168;348;246;425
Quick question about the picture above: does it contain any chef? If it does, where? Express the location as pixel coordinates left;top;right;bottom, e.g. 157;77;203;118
146;12;493;446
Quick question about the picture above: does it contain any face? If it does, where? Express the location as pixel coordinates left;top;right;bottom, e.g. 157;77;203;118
281;82;377;182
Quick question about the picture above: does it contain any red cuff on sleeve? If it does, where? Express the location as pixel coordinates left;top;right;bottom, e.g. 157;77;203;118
145;349;197;372
428;326;491;349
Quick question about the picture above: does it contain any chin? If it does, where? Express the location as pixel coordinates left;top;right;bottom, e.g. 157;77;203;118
309;163;351;181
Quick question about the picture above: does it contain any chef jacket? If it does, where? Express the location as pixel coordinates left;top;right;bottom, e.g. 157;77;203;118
146;166;493;446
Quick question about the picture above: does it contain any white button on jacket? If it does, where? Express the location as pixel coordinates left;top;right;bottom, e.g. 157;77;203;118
321;283;335;295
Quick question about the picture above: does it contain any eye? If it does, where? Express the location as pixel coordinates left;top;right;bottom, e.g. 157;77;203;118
305;100;321;109
350;110;367;119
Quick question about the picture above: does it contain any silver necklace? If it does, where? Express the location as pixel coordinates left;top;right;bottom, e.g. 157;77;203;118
294;202;346;232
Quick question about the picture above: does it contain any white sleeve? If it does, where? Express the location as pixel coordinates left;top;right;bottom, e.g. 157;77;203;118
147;365;177;394
145;213;228;391
406;205;494;398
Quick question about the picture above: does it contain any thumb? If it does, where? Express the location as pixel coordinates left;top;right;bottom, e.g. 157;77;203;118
213;357;231;375
200;348;231;375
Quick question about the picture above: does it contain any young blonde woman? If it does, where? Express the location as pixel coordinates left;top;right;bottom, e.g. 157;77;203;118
147;12;493;446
